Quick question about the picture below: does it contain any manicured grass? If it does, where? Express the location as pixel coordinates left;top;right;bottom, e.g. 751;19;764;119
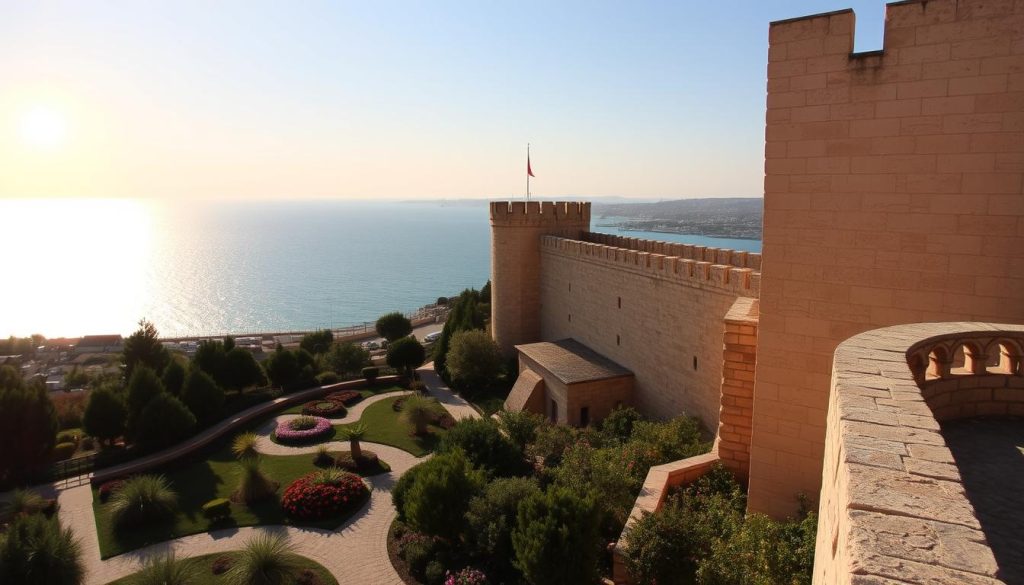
334;395;448;457
92;442;379;559
104;551;338;585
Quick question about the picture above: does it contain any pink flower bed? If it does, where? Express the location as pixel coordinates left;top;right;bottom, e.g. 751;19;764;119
274;416;332;444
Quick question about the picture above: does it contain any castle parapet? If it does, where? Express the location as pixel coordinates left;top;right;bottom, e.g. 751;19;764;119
583;232;762;271
541;235;760;298
489;201;591;226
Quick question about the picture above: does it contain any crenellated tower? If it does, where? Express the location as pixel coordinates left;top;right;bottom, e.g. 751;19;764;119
490;201;591;355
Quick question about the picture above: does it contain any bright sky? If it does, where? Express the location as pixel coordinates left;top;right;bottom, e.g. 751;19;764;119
0;1;888;200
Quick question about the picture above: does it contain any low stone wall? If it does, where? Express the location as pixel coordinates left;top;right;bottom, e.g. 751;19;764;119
814;323;1024;585
612;451;721;584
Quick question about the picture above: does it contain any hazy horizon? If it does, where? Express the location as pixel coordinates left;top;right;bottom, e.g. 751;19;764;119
1;1;888;201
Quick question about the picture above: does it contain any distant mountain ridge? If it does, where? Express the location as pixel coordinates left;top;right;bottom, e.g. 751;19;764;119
593;197;763;240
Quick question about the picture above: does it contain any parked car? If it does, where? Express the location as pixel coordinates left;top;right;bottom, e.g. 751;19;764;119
424;331;442;343
362;341;380;350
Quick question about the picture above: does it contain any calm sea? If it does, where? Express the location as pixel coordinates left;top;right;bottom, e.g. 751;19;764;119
1;199;761;339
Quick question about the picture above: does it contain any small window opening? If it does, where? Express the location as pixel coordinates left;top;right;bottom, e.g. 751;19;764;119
617;296;622;308
616;334;621;346
580;407;590;427
568;314;572;322
693;356;698;370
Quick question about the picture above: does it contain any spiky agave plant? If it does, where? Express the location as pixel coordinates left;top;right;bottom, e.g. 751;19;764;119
0;514;83;585
234;457;277;504
1;488;46;519
107;475;178;529
131;552;198;585
231;432;260;460
400;395;435;436
345;422;368;460
222;533;302;585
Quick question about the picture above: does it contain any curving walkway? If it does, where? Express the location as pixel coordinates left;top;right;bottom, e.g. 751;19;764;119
418;363;481;421
55;378;472;585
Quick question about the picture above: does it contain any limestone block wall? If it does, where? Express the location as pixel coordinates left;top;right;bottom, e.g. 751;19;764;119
490;201;591;356
815;323;1024;584
539;235;758;425
584;232;763;271
716;297;759;482
751;0;1024;517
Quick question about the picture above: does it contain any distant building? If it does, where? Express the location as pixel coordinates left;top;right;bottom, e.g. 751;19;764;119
75;334;124;354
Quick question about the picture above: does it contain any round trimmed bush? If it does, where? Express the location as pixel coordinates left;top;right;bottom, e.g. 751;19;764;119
281;469;368;521
274;416;331;444
301;400;347;418
107;475;178;529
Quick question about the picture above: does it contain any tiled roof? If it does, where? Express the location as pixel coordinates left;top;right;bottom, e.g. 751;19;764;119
515;339;632;384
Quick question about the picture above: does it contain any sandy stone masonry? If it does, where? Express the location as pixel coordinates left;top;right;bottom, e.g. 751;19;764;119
814;322;1024;585
583;232;762;271
751;0;1024;518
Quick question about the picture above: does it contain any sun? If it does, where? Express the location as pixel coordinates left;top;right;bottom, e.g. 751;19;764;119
18;106;68;150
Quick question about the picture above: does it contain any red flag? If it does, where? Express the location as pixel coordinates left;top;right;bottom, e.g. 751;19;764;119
527;156;535;177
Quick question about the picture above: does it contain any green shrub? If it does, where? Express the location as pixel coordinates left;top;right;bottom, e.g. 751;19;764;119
439;417;524;477
300;329;334;355
326;342;370;376
52;442;77;461
83;385;127;446
400;450;485;539
497;409;544;450
512;487;601;585
180;369;225;427
445;330;503;396
315;371;339;385
387;337;426;380
375;312;413;342
201;498;232;522
391;463;422;520
0;381;58;484
464;477;541;573
550;442;644;537
223;533;302;585
697;512;817;585
162;360;187;397
425;560;446;585
526;423;578;467
0;514;83;585
361;366;379;384
135;393;196;451
125;366;165;441
107;475;178;529
600;405;644;444
56;430;80;444
131;552;197;585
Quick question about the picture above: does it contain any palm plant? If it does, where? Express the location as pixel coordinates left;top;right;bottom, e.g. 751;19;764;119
400;395;435;436
131;552;197;585
235;457;277;504
107;475;178;529
232;432;260;460
0;514;83;585
1;488;46;519
345;422;367;460
223;533;302;585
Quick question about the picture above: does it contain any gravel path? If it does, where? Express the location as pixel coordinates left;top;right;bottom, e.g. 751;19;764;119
58;379;474;585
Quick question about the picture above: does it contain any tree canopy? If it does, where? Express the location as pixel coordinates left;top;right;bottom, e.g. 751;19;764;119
83;385;127;446
375;312;413;342
433;288;488;379
446;329;503;395
386;336;426;379
122;319;169;380
326;342;370;376
299;329;334;355
0;373;58;483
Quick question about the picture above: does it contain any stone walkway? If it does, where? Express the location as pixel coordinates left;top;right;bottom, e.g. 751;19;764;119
943;417;1024;585
54;376;475;585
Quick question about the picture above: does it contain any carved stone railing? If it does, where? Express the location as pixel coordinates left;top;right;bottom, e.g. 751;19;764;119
814;323;1024;585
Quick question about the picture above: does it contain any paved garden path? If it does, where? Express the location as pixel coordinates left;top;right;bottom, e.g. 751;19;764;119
56;381;476;585
418;362;482;421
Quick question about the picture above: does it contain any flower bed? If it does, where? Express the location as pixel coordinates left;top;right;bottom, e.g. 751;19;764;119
301;400;348;418
326;390;362;406
98;480;125;503
274;416;332;444
281;470;369;520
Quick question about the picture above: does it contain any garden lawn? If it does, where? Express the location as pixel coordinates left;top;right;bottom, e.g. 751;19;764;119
104;551;338;585
281;384;405;416
334;395;448;457
92;441;377;559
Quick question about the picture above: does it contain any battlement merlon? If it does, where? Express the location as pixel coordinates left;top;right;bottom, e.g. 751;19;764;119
489;201;592;227
768;0;1022;62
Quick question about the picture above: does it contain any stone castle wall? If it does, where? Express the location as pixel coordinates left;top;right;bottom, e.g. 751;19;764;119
490;201;591;355
537;234;758;425
751;0;1024;517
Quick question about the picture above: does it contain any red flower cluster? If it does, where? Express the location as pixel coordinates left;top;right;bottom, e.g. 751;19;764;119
325;390;362;406
281;471;369;520
98;480;124;503
301;400;348;418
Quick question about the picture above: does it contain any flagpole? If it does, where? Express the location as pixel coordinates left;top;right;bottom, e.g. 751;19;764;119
526;143;530;201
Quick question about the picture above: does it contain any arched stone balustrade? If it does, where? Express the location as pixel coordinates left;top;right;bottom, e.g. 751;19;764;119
814;323;1024;585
